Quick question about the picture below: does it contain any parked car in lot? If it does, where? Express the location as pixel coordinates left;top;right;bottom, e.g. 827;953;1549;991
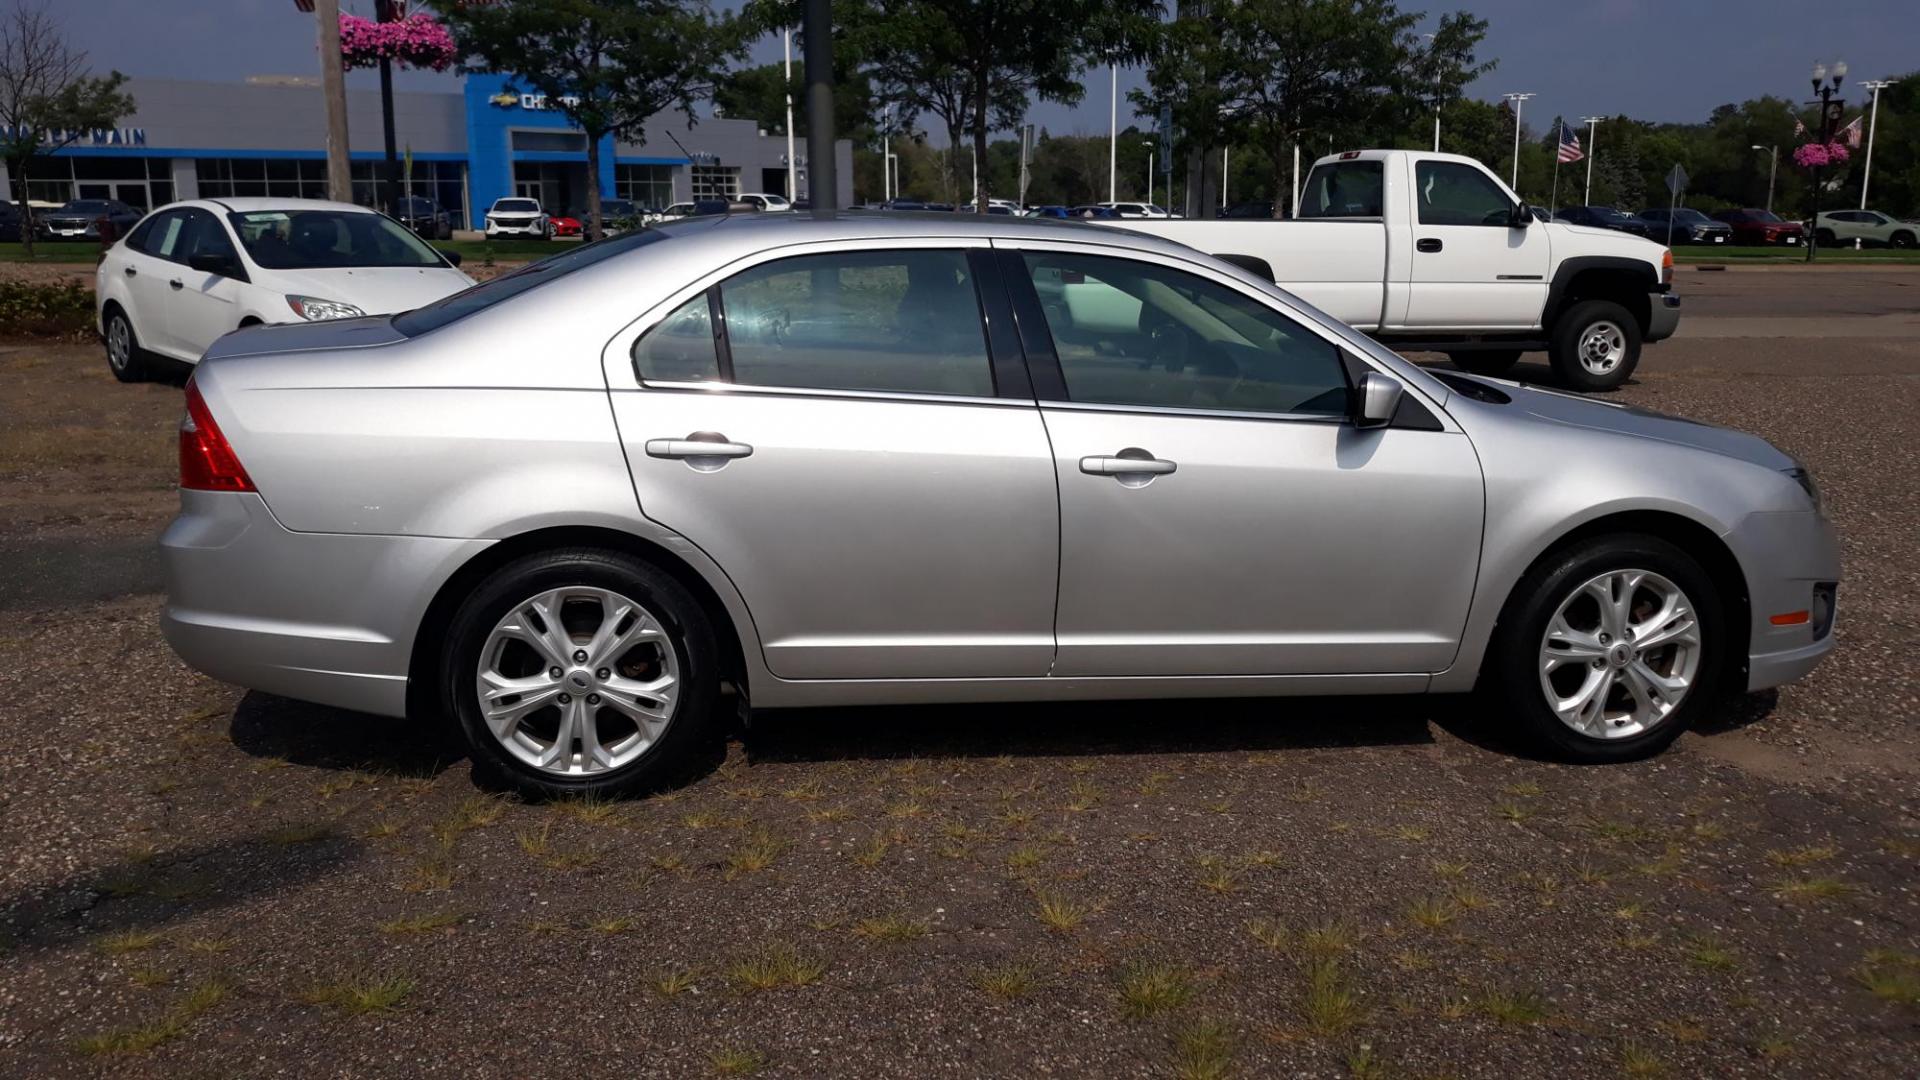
737;193;791;212
599;199;643;233
1222;201;1280;219
1098;201;1170;218
1710;208;1803;246
160;213;1837;799
1068;205;1120;218
40;197;142;239
1812;209;1916;248
0;200;21;242
1636;207;1732;246
1024;205;1071;219
483;197;551;239
1107;150;1680;391
1552;205;1657;239
392;196;453;240
549;213;584;238
96;198;473;381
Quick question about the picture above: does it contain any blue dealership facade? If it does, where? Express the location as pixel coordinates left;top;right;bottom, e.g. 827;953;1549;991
0;73;852;228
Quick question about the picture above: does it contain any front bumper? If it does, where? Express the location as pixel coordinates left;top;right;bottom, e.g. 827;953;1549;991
1723;510;1841;692
485;219;545;235
160;490;488;718
1646;292;1682;342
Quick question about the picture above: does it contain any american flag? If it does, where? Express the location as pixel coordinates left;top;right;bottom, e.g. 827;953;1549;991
1557;122;1584;164
1842;116;1863;148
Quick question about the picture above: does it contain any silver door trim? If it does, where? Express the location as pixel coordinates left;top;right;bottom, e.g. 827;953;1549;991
638;379;1022;411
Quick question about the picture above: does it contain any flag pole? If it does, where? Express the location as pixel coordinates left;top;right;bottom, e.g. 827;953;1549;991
1549;119;1561;217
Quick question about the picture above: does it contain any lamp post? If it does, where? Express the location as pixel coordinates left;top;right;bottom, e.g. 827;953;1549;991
1502;92;1535;191
1804;61;1847;263
1580;116;1605;206
1750;145;1778;214
1858;79;1896;216
1144;140;1156;208
784;29;797;201
882;103;892;203
1107;64;1117;203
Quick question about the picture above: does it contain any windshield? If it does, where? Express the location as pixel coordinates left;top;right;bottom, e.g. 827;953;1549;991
1673;209;1710;223
1742;210;1782;222
393;228;668;337
395;197;435;212
227;210;444;269
1592;208;1635;222
59;200;111;214
493;199;540;213
602;200;636;215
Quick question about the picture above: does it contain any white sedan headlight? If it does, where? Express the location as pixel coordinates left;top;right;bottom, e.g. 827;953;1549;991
285;295;366;321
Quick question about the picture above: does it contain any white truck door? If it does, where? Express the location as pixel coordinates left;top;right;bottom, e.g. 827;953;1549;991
1403;159;1550;330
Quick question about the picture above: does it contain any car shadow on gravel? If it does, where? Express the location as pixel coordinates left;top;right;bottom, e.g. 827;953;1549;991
229;690;461;778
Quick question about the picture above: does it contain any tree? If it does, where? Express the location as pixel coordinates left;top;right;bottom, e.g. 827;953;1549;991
0;3;134;256
438;0;747;239
1131;1;1242;217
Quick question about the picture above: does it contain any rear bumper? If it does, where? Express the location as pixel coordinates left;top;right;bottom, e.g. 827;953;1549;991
1646;292;1682;343
160;490;489;718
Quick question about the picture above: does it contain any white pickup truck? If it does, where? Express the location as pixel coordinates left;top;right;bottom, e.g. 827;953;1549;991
1106;149;1680;391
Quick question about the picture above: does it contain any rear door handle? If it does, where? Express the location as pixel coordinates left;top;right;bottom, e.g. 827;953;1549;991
1415;238;1443;253
1080;453;1177;477
645;434;754;460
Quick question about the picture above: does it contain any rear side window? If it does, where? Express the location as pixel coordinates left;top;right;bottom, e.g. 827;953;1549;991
1296;161;1383;218
1413;161;1513;226
715;249;993;397
632;293;720;383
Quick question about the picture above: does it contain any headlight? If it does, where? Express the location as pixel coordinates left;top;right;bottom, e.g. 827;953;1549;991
285;295;366;321
1783;465;1824;516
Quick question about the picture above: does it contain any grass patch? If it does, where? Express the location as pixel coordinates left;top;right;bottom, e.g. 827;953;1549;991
95;930;162;955
1196;857;1241;895
1765;844;1836;867
1408;895;1459;929
591;916;638;934
1683;936;1738;972
646;966;698;998
1301;957;1365;1035
1117;958;1194;1020
1770;875;1856;901
1475;984;1550;1024
1247;917;1290;951
378;911;463;935
725;828;786;877
552;795;621;825
975;961;1041;1000
850;834;890;868
128;966;171;988
1169;1017;1236;1080
1853;951;1920;1007
727;942;824;992
709;1045;766;1076
1620;1039;1666;1078
74;978;230;1055
1034;889;1091;933
302;972;415;1014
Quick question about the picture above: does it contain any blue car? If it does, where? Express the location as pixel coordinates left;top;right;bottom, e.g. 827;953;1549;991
1068;205;1120;219
1025;205;1071;219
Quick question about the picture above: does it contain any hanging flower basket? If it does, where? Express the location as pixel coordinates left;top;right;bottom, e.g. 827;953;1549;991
339;12;458;72
1791;142;1851;169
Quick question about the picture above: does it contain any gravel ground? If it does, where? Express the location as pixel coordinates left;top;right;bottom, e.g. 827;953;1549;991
0;271;1916;1078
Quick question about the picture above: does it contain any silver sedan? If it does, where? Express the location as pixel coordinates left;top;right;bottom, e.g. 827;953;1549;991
161;213;1839;798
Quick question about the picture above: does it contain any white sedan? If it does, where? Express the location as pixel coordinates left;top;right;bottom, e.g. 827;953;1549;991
95;198;474;382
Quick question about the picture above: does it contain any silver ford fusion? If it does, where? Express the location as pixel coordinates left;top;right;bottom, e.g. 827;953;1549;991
162;213;1838;798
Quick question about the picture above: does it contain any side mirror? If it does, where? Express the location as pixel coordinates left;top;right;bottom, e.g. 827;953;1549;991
1352;371;1404;429
1509;203;1533;228
437;248;463;267
187;252;237;277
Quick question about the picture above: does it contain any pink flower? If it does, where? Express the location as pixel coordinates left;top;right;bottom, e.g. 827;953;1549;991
1792;142;1851;169
338;12;457;72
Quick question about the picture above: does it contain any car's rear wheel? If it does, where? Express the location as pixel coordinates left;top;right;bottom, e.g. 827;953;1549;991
1548;299;1640;392
1448;350;1521;377
1489;534;1724;763
441;548;721;799
1891;231;1916;249
103;306;149;383
1815;228;1836;246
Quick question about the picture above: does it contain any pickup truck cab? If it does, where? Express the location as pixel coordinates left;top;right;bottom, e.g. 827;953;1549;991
1105;149;1679;390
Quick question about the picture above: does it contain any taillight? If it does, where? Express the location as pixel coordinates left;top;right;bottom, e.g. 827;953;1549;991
179;381;255;492
1661;248;1673;286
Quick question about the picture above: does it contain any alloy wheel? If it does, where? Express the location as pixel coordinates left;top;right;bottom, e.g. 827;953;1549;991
1577;321;1627;376
107;315;131;372
1538;568;1701;740
475;586;679;777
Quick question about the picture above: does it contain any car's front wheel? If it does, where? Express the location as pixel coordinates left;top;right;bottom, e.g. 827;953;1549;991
441;548;721;799
103;306;149;383
1548;299;1640;392
1489;534;1724;763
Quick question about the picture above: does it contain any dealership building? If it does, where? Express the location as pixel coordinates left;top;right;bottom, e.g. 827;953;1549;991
0;73;853;227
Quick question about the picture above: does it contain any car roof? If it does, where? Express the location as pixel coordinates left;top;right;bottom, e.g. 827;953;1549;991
189;197;372;214
643;208;1200;262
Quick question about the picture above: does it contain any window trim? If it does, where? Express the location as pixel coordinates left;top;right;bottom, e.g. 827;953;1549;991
995;240;1360;424
613;236;1018;405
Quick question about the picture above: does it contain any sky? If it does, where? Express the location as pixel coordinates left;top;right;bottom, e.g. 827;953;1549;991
79;0;1920;145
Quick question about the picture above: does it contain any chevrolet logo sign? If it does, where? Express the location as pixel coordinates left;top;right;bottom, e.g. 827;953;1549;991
489;92;519;107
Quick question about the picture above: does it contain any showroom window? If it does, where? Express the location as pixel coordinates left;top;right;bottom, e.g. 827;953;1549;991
690;163;740;200
616;164;674;208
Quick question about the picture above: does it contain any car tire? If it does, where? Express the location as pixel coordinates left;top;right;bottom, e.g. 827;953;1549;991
1548;299;1640;392
1488;533;1725;764
1815;228;1836;246
1448;350;1522;378
1891;231;1916;250
102;305;149;383
440;548;722;800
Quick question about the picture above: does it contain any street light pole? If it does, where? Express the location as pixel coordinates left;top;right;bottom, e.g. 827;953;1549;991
882;103;891;203
1581;116;1605;205
784;29;797;201
1503;92;1535;191
1859;79;1895;213
1750;145;1777;214
1805;60;1846;263
1108;64;1118;203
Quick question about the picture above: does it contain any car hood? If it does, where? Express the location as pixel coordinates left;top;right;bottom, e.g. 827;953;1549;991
264;265;474;315
1475;377;1795;471
488;210;542;218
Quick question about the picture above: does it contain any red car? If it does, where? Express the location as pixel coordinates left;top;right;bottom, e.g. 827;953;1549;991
548;214;583;238
1711;208;1804;246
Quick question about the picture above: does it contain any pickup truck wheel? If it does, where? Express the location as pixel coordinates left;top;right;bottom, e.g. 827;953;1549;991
1549;300;1640;392
1448;350;1521;377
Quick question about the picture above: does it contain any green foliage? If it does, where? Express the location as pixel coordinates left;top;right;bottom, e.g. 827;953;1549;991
0;280;93;337
0;6;137;253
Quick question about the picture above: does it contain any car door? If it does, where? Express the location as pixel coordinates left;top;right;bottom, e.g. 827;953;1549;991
604;239;1060;681
1002;242;1484;677
1404;159;1550;330
116;209;190;357
165;209;250;359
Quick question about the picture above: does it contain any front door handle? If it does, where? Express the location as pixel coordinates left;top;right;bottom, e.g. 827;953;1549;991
1080;450;1177;487
168;278;184;290
1416;238;1443;253
123;266;137;277
645;432;753;467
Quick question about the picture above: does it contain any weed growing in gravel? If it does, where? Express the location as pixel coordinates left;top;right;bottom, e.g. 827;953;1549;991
885;799;926;819
75;978;230;1055
365;820;401;839
1475;984;1549;1024
1502;781;1544;797
1140;772;1171;797
553;795;621;825
1431;860;1469;880
183;937;232;955
727;943;824;992
1853;950;1920;1006
1575;861;1612;885
975;962;1040;1000
265;821;336;846
407;836;457;891
378;911;463;935
804;806;852;824
515;822;603;871
1066;780;1102;812
1169;1017;1235;1080
1117;959;1194;1020
96;930;162;955
591;916;638;934
302;972;415;1014
435;794;506;841
850;834;890;868
1770;875;1856;902
710;1045;766;1075
999;806;1037;829
1301;957;1365;1035
1765;844;1836;867
1684;936;1739;971
1247;918;1290;951
852;916;929;942
725;828;786;877
1347;1041;1391;1080
1408;896;1459;929
1390;825;1429;842
1034;890;1091;933
1619;1039;1666;1077
128;966;171;988
649;966;699;997
1196;857;1241;895
1302;919;1358;958
1450;886;1491;912
1493;802;1533;823
1005;845;1043;872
